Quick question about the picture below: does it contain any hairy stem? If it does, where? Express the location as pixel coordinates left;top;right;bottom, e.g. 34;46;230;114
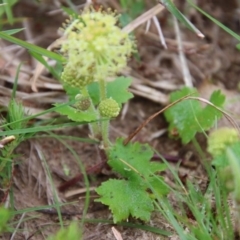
81;87;100;138
98;79;110;147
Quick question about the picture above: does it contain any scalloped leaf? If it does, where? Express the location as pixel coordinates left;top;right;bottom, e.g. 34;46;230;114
95;138;169;222
95;179;154;223
106;76;133;104
108;138;166;180
54;104;97;122
62;77;133;106
164;87;225;144
88;77;133;105
199;90;225;130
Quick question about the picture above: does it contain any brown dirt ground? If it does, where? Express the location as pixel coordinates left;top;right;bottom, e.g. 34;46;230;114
1;0;240;239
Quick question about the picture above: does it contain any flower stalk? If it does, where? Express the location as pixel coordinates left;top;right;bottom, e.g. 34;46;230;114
59;6;134;147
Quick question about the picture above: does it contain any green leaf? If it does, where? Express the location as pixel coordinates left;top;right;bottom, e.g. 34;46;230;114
108;138;165;180
164;87;200;143
161;0;203;37
148;176;170;197
188;0;240;43
120;13;133;27
0;207;11;233
29;51;60;80
48;221;82;240
0;122;81;136
54;104;97;122
2;28;24;35
106;77;133;104
0;32;65;62
88;77;133;105
63;77;133;106
1;0;17;24
164;87;225;144
199;90;225;130
96;179;154;223
96;139;168;222
149;161;167;173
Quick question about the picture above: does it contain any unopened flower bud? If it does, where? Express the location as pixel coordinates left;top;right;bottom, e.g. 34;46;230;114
98;98;120;118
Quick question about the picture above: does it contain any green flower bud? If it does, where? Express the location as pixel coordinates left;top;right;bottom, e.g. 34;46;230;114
207;127;239;157
74;94;91;111
98;98;120;118
60;7;134;89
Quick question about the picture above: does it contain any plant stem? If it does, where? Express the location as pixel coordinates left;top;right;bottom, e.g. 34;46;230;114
81;87;100;138
98;78;107;101
192;137;209;170
98;78;110;147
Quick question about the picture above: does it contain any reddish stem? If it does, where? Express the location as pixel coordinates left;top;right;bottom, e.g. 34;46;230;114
58;160;107;192
58;151;182;192
58;148;107;192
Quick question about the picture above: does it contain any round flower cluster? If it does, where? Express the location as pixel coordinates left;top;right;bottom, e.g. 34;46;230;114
207;127;239;157
98;98;120;118
60;8;134;89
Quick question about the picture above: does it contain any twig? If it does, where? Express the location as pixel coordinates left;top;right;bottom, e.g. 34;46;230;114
173;16;193;87
124;94;193;145
10;213;26;240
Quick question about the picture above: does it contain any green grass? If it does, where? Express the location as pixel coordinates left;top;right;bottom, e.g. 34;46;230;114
154;159;234;240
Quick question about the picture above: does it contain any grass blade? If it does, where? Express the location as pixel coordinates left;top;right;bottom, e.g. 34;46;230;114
0;31;65;62
2;28;24;35
2;0;17;24
188;0;240;43
160;0;204;38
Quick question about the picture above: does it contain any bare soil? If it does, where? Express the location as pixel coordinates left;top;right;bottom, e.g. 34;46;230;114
1;0;240;239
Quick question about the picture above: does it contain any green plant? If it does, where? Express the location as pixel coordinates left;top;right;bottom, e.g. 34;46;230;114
119;0;145;26
53;3;231;225
1;0;240;238
152;126;240;240
53;5;170;223
0;0;18;25
0;207;11;233
154;162;234;240
209;128;240;203
0;99;29;202
47;221;82;240
159;89;239;239
164;87;225;144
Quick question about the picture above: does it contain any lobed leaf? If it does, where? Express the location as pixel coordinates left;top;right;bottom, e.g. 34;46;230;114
96;179;154;223
108;138;165;180
54;104;97;122
88;77;133;105
96;138;169;222
164;87;225;144
63;77;133;106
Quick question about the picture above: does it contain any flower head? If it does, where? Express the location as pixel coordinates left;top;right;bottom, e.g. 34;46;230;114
98;98;120;118
60;8;134;89
207;127;239;157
